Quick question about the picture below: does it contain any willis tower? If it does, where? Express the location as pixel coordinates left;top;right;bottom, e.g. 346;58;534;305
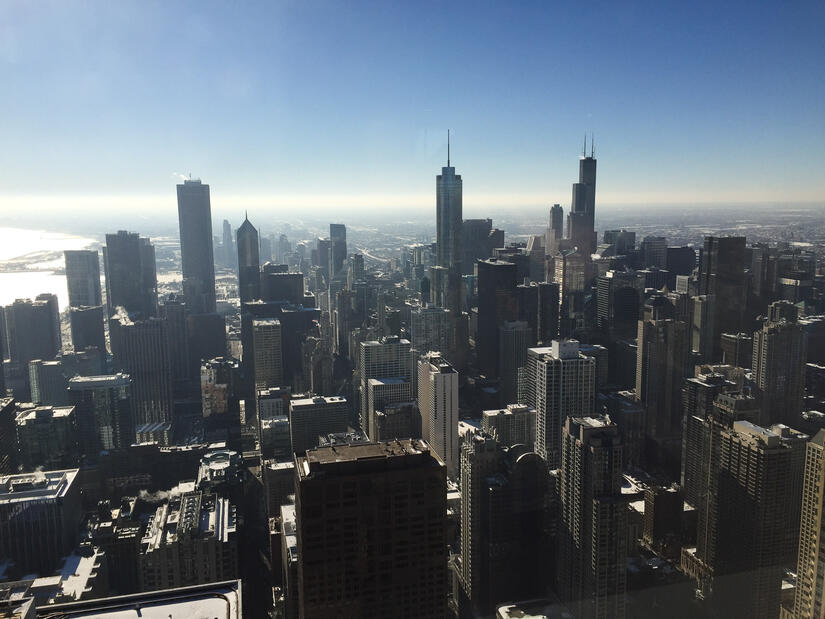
567;136;597;256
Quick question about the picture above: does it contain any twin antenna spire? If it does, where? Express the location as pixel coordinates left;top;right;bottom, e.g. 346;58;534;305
447;129;450;167
583;133;595;158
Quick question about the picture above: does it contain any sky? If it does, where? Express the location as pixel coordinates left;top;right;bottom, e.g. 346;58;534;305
0;0;823;221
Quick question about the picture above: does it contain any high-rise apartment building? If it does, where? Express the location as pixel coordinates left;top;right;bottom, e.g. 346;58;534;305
418;352;458;476
635;309;690;472
690;416;806;618
409;304;450;355
794;430;825;618
481;403;536;449
176;179;217;314
752;301;806;427
252;319;283;389
558;415;626;619
521;340;595;468
295;440;447;618
458;433;549;615
103;231;157;318
358;336;412;438
237;216;260;303
64;249;102;308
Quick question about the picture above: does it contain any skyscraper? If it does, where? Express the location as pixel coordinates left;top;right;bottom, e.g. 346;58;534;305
418;352;458;476
236;216;260;303
546;203;564;255
288;395;349;454
103;231;157;318
329;223;347;279
690;416;806;618
458;433;549;615
635;303;690;472
68;373;134;455
409;304;450;355
252;319;283;389
566;138;598;256
295;440;447;618
794;430;825;618
558;415;626;618
435;132;463;315
222;219;234;267
64;249;102;307
521;340;596;468
698;236;746;358
475;258;518;376
498;320;530;406
4;297;62;368
110;313;173;427
752;301;806;427
176;179;217;314
358;336;412;438
70;305;105;352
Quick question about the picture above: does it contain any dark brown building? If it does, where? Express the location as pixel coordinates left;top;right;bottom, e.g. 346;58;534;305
295;439;447;618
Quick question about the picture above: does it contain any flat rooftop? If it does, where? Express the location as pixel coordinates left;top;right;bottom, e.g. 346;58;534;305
16;406;74;423
298;439;442;478
68;374;130;389
39;580;241;618
290;395;346;408
0;469;78;504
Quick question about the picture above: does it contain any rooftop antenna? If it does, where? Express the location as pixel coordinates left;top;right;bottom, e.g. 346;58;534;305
583;133;587;157
447;129;451;167
591;133;595;158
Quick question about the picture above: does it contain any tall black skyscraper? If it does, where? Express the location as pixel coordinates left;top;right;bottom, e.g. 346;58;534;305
103;231;157;318
177;179;217;314
110;314;173;427
69;305;106;352
475;258;518;377
328;223;347;279
698;236;746;358
566;136;598;255
237;216;260;303
64;249;102;308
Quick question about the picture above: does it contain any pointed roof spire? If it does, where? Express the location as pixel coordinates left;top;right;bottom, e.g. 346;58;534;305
245;210;248;221
447;129;451;167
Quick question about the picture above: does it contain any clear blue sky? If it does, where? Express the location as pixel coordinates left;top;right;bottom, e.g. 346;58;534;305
1;0;823;217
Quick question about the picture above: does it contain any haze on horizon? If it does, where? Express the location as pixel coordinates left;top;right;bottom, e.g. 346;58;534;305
1;1;823;218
